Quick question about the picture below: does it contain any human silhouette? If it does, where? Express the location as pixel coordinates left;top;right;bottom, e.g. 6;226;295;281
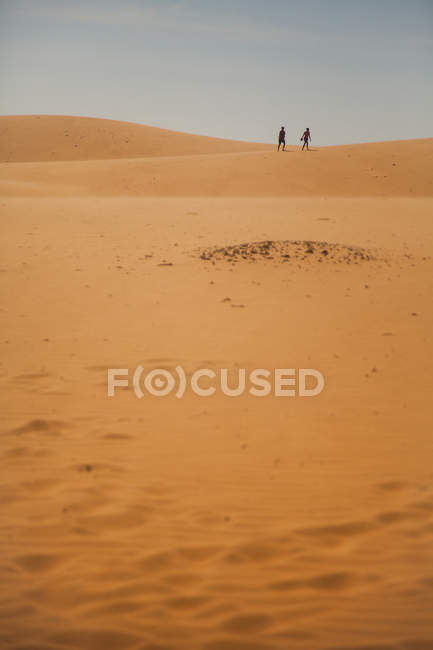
278;126;286;151
301;128;311;150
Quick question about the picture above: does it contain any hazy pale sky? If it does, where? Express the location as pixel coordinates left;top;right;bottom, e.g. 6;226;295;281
1;0;432;145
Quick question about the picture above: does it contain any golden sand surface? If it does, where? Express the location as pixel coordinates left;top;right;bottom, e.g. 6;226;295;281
1;116;432;650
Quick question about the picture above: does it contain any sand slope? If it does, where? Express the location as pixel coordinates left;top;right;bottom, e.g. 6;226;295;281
0;115;273;163
1;116;432;650
0;116;432;198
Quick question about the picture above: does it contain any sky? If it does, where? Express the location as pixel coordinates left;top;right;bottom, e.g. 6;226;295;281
0;0;432;145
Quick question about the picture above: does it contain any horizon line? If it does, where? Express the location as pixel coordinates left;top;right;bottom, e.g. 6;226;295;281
1;113;432;149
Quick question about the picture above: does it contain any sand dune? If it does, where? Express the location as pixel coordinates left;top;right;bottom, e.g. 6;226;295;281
1;116;432;649
0;115;273;163
0;117;431;198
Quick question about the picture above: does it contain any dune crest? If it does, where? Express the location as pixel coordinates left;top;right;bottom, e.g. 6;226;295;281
0;114;272;163
1;116;432;198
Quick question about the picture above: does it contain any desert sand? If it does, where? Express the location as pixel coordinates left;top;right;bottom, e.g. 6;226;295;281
0;115;432;650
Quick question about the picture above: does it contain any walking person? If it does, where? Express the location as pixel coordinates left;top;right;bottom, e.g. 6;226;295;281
301;127;311;150
278;126;286;151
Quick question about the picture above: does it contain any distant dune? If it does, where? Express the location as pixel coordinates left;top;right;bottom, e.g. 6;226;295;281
0;115;273;163
0;115;432;198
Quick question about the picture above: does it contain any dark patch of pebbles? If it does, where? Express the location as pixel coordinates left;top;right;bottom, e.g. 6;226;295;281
198;240;377;266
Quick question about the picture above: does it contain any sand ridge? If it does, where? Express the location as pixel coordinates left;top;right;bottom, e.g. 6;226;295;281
1;116;432;198
1;141;432;199
0;115;273;163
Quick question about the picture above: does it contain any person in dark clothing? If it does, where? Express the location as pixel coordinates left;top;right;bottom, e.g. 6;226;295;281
278;126;286;151
301;127;311;150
